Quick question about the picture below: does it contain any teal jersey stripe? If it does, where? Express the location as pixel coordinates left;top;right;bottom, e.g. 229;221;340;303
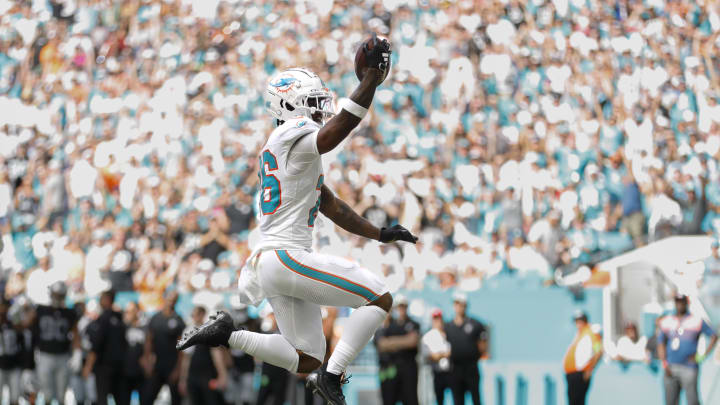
276;251;378;302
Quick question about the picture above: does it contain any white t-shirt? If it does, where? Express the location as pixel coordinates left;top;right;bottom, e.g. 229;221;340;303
422;328;451;371
616;336;647;362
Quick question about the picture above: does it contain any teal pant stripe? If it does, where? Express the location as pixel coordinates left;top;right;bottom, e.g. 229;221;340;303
276;250;378;301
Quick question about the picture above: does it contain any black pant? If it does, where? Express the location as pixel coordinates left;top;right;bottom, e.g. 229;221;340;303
379;362;419;405
257;363;289;405
188;378;226;405
379;364;398;405
397;361;419;405
95;366;129;405
449;363;481;405
565;372;591;405
432;371;451;405
124;375;144;404
141;372;182;405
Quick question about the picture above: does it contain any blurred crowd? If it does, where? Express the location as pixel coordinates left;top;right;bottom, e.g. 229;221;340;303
3;0;720;303
1;0;720;347
2;1;720;404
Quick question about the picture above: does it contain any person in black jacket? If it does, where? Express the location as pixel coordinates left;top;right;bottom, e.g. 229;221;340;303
444;292;489;405
373;313;397;405
179;306;228;405
374;296;420;405
142;290;185;405
82;290;129;405
123;302;147;404
0;298;22;405
11;297;36;405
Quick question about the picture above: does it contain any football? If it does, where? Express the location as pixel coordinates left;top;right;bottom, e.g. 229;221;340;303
355;35;391;84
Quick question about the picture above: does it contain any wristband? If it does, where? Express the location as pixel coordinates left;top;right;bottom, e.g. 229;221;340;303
695;353;706;364
339;98;368;119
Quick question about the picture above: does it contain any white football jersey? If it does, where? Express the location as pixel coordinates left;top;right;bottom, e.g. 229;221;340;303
256;116;324;251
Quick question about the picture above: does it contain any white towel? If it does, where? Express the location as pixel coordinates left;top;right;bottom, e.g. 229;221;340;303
237;248;266;305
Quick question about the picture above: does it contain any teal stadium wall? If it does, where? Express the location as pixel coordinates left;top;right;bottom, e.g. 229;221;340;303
342;277;720;405
113;277;720;405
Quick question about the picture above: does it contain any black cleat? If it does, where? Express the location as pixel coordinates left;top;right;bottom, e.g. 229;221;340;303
176;311;235;351
306;366;350;405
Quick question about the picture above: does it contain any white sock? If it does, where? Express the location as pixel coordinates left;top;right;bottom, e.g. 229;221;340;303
228;330;299;372
327;305;387;375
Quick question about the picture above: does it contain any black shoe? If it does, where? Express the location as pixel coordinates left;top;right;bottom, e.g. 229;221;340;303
306;366;350;405
176;311;235;350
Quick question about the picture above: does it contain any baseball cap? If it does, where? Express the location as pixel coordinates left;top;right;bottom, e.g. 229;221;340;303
573;309;588;322
431;308;443;318
674;293;688;302
452;291;468;304
395;295;408;306
712;240;719;249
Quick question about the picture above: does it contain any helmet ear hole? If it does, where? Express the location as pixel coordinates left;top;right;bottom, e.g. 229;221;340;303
280;99;295;111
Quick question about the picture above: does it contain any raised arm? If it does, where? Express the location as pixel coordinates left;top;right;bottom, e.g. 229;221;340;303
319;185;417;244
316;36;391;154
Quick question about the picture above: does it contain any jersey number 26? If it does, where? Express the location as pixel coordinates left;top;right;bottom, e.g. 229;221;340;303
259;150;281;215
259;150;323;227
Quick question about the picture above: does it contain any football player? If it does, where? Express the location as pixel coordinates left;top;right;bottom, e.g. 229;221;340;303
30;282;81;405
178;36;416;405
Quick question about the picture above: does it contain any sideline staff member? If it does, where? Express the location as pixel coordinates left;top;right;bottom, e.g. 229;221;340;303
422;308;452;405
83;290;129;405
658;294;717;405
374;296;420;405
445;292;488;405
563;311;602;405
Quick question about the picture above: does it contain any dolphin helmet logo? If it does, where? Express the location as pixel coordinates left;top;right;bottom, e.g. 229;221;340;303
270;77;297;92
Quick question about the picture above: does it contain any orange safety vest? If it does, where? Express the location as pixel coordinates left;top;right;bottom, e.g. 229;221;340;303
563;325;602;373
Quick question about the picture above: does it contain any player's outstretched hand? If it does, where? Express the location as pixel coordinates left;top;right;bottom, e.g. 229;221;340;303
363;33;391;82
379;224;418;244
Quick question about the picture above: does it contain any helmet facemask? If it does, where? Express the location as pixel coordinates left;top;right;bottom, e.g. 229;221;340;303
303;92;334;125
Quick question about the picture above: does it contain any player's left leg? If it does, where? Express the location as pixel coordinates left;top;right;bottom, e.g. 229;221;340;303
255;249;391;376
257;249;391;404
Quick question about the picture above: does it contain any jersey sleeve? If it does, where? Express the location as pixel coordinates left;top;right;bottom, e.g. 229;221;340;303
701;320;716;337
273;118;320;176
477;320;489;341
287;131;320;175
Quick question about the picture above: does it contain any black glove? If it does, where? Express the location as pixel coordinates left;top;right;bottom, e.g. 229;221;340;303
364;33;391;74
379;224;418;244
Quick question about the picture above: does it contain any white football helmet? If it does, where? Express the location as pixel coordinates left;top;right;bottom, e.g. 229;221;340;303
265;68;334;125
